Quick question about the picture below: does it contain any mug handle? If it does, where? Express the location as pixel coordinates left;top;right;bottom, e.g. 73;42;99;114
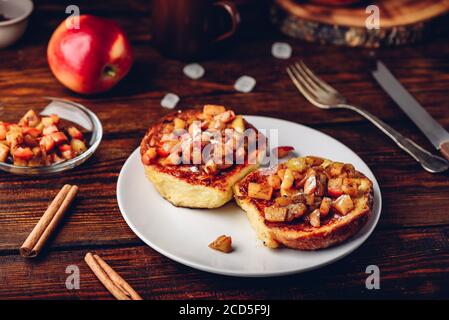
212;1;241;43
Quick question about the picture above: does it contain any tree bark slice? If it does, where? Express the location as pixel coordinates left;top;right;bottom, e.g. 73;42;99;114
271;0;449;48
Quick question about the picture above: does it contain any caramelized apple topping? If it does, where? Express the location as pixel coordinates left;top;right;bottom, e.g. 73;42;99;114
0;110;87;166
141;106;258;175
244;157;372;228
248;182;273;200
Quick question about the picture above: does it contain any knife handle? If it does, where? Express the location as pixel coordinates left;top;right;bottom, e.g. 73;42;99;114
341;104;449;173
440;141;449;162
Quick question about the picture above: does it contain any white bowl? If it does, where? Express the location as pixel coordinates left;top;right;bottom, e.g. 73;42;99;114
0;0;33;49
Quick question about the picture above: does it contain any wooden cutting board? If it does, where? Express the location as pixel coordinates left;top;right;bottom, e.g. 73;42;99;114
272;0;449;47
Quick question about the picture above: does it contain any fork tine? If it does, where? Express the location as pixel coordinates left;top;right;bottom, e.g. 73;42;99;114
293;62;321;94
290;63;321;97
286;66;319;105
298;60;337;94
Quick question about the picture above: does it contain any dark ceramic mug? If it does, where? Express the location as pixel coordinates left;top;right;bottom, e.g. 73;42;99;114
151;0;240;60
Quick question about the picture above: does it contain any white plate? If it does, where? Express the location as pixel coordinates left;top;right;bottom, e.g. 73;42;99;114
117;116;382;277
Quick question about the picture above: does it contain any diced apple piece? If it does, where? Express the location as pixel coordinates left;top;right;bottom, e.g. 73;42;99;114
61;148;75;160
343;163;356;177
342;178;360;197
305;156;324;166
328;162;344;177
58;144;71;152
40;135;55;152
35;122;44;131
202;159;218;174
6;131;23;148
264;206;287;222
71;139;87;155
52;153;65;164
43;125;58;136
13;147;34;160
274;146;294;159
41;117;54;127
19;110;40;127
286;203;307;221
275;196;292;207
173;118;186;130
157;141;175;157
50;114;60;124
320;159;332;169
267;174;281;189
41;114;60;127
23;134;39;147
8;124;21;133
319;197;332;217
28;147;43;166
280;168;294;191
327;177;343;197
286;157;307;172
214;110;235;123
162;152;181;166
208;235;233;253
309;209;321;227
22;127;41;138
142;147;157;165
248;182;273;200
231;115;245;133
305;193;315;206
32;146;42;157
332;194;354;215
359;178;371;193
208;119;225;131
304;175;317;195
0;144;9;162
203;105;226;117
315;172;327;196
277;168;286;180
50;132;68;145
67;126;84;140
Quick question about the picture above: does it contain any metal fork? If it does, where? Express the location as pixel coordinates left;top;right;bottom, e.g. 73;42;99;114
287;61;449;173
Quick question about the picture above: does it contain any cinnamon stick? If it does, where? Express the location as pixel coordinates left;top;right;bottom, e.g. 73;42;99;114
20;184;78;258
84;252;142;300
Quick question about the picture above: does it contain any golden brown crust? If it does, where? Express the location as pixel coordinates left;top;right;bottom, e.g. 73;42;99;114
233;157;374;250
140;108;264;208
271;191;373;250
141;109;263;191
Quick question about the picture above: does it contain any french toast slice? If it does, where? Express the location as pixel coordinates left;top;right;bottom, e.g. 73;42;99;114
233;156;373;250
140;106;265;208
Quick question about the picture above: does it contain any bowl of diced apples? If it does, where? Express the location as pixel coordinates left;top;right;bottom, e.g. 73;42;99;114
0;98;102;175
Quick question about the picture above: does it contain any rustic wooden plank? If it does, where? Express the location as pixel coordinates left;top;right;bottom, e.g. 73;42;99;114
0;225;448;299
1;41;448;126
0;0;448;299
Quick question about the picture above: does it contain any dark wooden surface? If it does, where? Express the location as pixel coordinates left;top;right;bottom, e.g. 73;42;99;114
1;0;449;299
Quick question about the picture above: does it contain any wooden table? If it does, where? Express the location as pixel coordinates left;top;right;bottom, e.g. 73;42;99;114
1;0;448;300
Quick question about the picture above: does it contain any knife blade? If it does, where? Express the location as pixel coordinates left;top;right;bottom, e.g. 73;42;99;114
372;61;449;151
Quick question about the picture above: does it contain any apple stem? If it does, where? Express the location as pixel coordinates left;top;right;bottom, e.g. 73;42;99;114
103;65;117;78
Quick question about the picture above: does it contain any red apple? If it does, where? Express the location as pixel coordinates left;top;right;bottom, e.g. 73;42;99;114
47;15;133;94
